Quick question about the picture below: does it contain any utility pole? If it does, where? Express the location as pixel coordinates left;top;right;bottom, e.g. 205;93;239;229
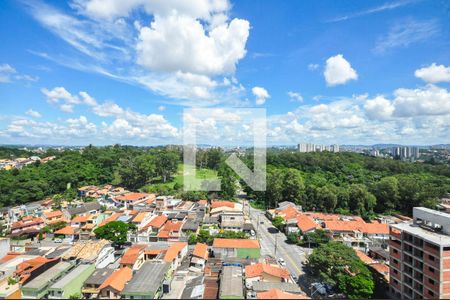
257;214;260;239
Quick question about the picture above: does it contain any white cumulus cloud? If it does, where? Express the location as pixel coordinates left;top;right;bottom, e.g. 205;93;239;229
25;109;42;118
287;91;303;102
252;86;270;105
415;63;450;83
324;54;358;86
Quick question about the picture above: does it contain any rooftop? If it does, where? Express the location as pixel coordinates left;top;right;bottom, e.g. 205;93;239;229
99;267;133;292
391;222;450;247
84;268;114;286
23;261;72;290
220;266;243;298
213;238;260;249
50;264;92;289
122;262;170;296
245;263;290;279
257;288;309;299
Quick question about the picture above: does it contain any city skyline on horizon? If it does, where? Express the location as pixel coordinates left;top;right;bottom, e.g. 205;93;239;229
1;0;449;146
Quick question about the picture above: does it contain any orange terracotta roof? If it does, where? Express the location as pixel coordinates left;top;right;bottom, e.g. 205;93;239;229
0;252;22;263
120;245;145;265
81;223;95;230
257;288;309;299
296;214;319;233
363;222;389;234
211;201;235;209
132;212;147;223
142;215;168;230
276;206;300;220
71;215;89;223
144;249;165;256
192;243;208;260
213;238;260;249
44;210;63;219
54;226;77;235
164;242;187;262
355;250;375;264
11;217;44;230
116;192;149;202
157;231;169;238
99;267;133;292
198;200;208;206
161;220;183;232
324;220;389;235
245;263;289;279
98;213;122;227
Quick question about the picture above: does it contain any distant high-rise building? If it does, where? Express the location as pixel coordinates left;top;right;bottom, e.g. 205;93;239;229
391;146;420;159
298;143;339;153
389;208;450;299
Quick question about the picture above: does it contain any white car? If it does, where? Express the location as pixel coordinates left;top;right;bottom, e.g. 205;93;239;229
278;258;286;266
250;230;256;236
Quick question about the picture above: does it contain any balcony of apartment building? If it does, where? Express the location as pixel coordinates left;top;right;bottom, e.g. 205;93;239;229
423;287;437;299
403;285;414;299
424;264;438;279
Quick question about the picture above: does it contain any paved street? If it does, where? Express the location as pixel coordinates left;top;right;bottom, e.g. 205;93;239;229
246;202;311;279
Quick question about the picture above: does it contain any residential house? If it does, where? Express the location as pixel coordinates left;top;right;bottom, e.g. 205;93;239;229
190;243;208;270
14;256;60;284
157;220;185;242
62;240;114;268
121;261;170;299
10;217;44;238
81;268;114;298
163;242;188;271
65;202;101;219
286;214;319;235
98;267;133;299
43;210;66;226
47;264;95;299
54;226;79;243
115;193;151;209
245;263;290;288
213;239;260;259
220;212;245;232
21;261;72;299
120;245;146;270
138;215;168;242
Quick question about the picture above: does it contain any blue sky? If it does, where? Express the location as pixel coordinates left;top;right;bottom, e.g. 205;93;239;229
0;0;449;146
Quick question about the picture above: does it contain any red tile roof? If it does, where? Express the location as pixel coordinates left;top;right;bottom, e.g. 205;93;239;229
193;243;209;260
245;263;290;279
43;210;63;219
257;288;309;299
213;238;260;249
355;250;375;264
11;217;44;230
99;267;133;292
324;220;389;235
164;242;187;262
71;215;89;223
54;226;77;235
276;206;300;220
0;252;22;263
211;201;235;209
296;214;319;233
116;193;149;202
98;213;122;227
120;245;145;265
142;215;168;230
198;200;208;206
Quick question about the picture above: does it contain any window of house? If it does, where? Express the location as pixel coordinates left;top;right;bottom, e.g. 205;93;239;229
429;255;435;261
428;290;435;297
429;266;434;273
428;278;435;285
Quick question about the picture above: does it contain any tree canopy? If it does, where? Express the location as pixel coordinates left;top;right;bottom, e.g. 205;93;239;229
93;221;135;246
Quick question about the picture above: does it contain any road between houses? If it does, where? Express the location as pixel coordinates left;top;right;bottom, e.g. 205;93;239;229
246;203;311;279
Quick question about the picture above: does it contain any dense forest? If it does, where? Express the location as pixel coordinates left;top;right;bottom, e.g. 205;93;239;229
0;145;449;217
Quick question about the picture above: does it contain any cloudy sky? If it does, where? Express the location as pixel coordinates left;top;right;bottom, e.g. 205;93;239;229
0;0;449;146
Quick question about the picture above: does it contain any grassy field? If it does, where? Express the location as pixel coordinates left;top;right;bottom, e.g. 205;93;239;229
141;164;218;193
